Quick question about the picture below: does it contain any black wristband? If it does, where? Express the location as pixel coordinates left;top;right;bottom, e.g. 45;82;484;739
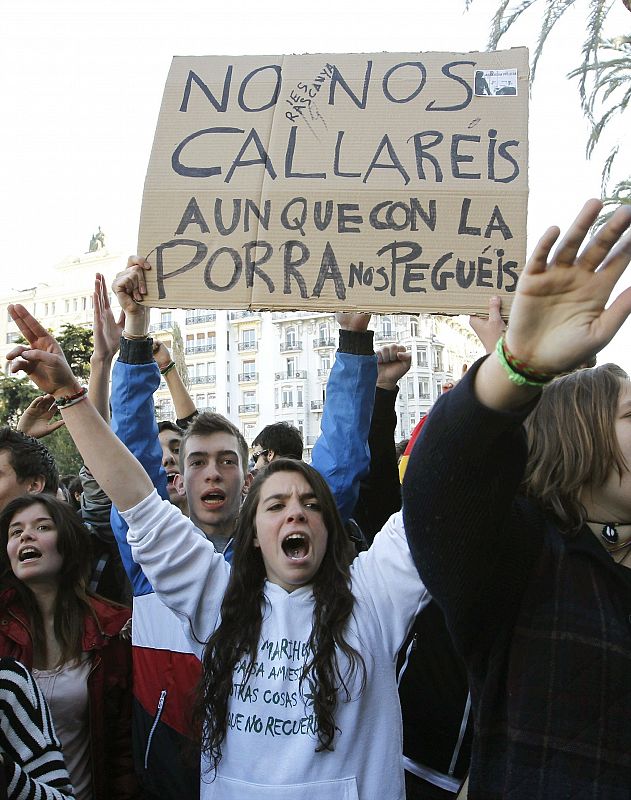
338;329;374;355
118;336;154;365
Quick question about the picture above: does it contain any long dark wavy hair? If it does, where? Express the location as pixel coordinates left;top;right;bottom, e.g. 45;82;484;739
0;493;98;667
192;458;366;773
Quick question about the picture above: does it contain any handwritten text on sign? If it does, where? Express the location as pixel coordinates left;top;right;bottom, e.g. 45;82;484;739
138;51;529;313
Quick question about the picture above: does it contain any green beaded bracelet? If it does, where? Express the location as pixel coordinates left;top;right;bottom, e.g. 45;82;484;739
495;337;554;388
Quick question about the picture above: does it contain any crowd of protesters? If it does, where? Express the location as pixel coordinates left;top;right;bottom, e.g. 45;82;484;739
0;197;629;799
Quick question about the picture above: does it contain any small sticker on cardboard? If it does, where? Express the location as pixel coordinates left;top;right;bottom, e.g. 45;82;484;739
474;69;518;97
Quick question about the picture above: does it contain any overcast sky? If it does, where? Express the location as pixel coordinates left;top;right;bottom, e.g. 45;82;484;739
1;0;629;368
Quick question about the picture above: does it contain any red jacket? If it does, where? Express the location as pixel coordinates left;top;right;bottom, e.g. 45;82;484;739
0;588;140;800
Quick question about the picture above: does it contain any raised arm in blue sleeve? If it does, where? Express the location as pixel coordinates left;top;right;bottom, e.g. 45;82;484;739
311;329;377;522
109;337;168;597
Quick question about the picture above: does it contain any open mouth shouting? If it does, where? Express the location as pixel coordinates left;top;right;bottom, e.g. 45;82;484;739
165;471;180;497
18;546;42;563
201;489;226;508
281;533;311;561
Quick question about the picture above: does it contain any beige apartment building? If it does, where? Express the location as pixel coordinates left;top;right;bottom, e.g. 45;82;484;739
1;246;483;453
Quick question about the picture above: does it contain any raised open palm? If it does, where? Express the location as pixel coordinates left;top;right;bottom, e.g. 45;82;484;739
505;199;631;373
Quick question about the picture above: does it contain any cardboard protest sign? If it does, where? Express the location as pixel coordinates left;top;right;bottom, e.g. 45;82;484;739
138;49;528;314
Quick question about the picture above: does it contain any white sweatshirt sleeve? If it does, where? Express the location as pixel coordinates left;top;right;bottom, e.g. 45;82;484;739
122;490;231;646
350;510;431;657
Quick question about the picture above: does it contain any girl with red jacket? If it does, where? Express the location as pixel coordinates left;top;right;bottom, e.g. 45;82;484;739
0;493;140;800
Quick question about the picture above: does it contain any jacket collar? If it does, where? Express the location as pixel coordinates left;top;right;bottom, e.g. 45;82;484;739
1;588;130;652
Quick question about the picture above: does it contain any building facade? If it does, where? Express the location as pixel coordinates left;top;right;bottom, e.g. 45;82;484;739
1;249;484;453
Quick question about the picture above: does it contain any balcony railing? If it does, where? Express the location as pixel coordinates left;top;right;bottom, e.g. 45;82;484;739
197;405;216;413
185;343;216;354
275;370;307;380
188;375;217;385
238;372;258;382
317;368;331;378
149;321;172;333
239;404;259;414
185;312;216;324
310;400;323;411
279;341;302;352
312;337;335;349
238;341;258;352
272;311;331;321
374;330;398;342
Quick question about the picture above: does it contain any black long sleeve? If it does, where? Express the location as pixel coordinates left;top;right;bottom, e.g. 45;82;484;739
352;387;401;544
401;358;543;657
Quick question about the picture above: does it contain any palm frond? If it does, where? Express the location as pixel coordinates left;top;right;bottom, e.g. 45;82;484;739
487;0;538;49
587;103;625;155
600;146;619;193
576;0;614;108
531;0;578;80
594;177;631;229
469;0;630;223
567;45;631;154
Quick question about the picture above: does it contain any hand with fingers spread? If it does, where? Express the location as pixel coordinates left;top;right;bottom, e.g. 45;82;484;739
16;394;66;438
93;272;125;362
89;272;126;422
112;257;151;337
6;304;81;398
504;199;631;375
7;303;154;513
469;296;507;354
376;344;412;391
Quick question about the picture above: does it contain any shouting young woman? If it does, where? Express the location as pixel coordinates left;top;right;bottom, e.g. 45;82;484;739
4;311;429;800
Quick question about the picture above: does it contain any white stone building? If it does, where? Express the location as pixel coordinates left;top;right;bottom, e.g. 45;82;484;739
1;247;484;454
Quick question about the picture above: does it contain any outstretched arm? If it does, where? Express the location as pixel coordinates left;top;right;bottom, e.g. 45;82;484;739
106;260;169;593
311;313;377;522
402;199;631;653
352;344;411;543
6;305;153;512
88;272;125;423
152;339;197;421
79;273;125;547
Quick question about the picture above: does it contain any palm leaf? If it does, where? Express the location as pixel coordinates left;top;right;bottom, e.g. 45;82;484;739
469;0;630;227
531;0;578;81
575;0;613;108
